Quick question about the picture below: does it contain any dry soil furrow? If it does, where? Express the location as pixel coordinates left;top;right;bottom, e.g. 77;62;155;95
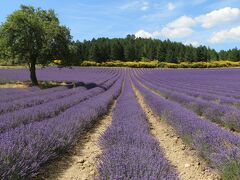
132;83;220;180
36;102;115;180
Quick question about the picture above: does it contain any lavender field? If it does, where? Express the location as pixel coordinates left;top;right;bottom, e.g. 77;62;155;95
0;67;240;180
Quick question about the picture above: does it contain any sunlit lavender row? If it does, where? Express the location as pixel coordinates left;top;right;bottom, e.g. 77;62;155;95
97;78;178;179
0;70;123;178
0;67;240;179
132;72;240;179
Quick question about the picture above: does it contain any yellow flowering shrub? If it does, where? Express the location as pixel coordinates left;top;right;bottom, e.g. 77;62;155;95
80;60;240;68
53;60;62;65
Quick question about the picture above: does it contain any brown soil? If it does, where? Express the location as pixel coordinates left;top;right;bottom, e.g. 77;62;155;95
36;102;115;180
132;84;220;180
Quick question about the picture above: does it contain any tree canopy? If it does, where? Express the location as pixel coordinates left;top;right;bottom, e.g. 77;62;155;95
0;5;71;85
68;36;240;65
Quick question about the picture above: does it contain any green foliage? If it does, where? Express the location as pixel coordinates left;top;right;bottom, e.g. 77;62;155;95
67;36;240;64
111;41;124;60
81;60;159;68
0;5;71;66
0;5;71;85
80;60;240;68
220;160;240;180
220;48;240;62
68;41;84;65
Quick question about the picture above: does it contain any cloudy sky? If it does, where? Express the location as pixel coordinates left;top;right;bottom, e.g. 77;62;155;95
0;0;240;51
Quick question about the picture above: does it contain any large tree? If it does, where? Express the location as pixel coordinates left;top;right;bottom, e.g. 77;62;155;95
0;5;71;85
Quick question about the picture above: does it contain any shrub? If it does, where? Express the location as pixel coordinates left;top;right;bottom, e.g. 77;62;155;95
80;60;240;68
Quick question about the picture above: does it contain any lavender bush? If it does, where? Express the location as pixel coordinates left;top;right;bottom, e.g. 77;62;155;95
0;73;118;114
137;76;240;132
137;69;240;107
137;68;240;99
0;68;119;103
133;77;240;179
0;85;67;103
0;75;123;179
0;67;118;83
1;67;240;179
97;78;178;179
0;86;86;114
0;76;119;134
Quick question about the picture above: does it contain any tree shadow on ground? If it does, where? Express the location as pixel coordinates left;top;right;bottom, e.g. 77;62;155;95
65;81;107;91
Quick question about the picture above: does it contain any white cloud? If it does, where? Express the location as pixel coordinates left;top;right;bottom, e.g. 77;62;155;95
209;26;240;43
120;1;150;11
168;16;196;28
136;7;240;41
158;27;194;38
167;2;176;11
135;26;194;39
196;7;240;28
155;16;195;38
136;16;195;39
135;30;153;38
141;1;150;11
184;41;200;47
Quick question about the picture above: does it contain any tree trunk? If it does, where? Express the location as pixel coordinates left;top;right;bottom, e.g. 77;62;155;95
29;60;38;86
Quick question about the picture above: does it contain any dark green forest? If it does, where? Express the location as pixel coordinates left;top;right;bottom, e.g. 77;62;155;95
68;35;240;65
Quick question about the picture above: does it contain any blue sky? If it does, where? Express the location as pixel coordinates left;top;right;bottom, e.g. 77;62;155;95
0;0;240;51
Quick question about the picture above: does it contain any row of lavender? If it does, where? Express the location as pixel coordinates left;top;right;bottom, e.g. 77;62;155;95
0;73;123;178
132;74;240;179
1;67;239;179
134;72;240;132
138;68;240;104
0;86;42;96
0;68;120;134
0;67;117;82
0;67;118;103
0;76;119;134
146;77;240;108
97;77;178;179
0;71;119;114
139;68;240;97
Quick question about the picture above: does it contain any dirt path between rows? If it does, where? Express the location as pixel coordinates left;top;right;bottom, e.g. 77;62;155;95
36;102;115;180
132;84;220;180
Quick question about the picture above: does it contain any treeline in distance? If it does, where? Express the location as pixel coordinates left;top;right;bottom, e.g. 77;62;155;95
69;35;240;65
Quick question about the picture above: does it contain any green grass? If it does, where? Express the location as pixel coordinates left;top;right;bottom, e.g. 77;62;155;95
1;60;240;69
0;80;67;89
0;65;27;69
220;161;240;180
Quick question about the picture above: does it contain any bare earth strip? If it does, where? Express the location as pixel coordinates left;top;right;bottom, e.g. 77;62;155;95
36;101;115;180
132;84;220;180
